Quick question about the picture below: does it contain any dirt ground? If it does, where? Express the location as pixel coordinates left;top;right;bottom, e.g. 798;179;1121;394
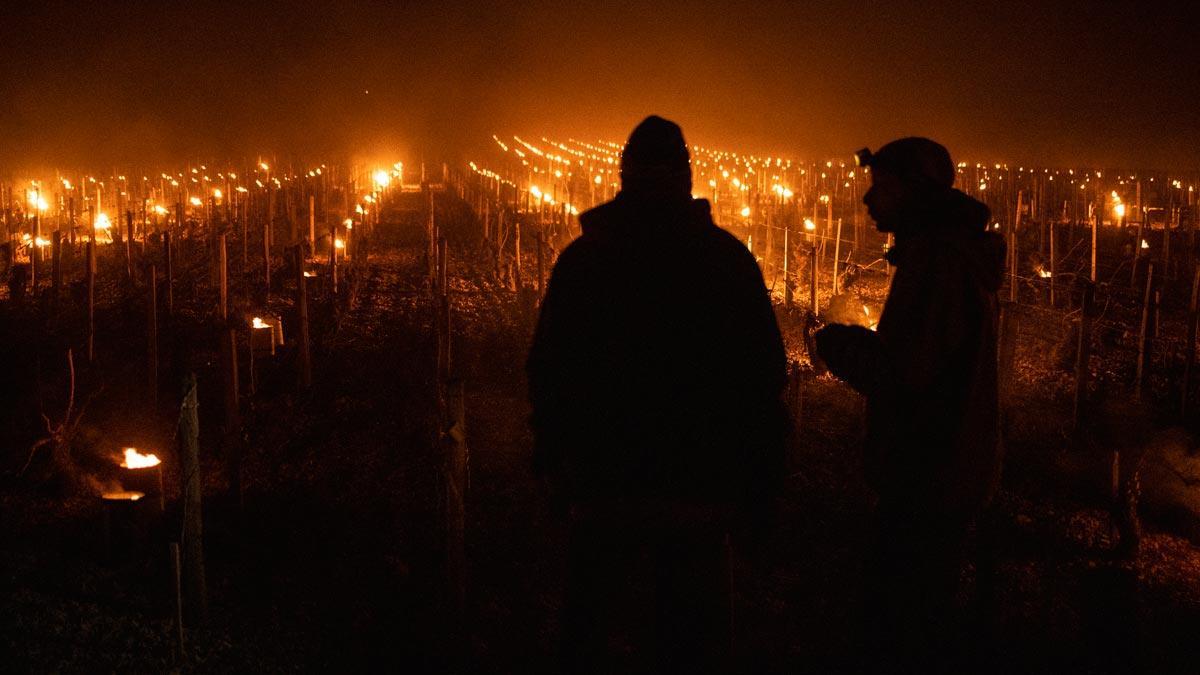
3;191;1200;673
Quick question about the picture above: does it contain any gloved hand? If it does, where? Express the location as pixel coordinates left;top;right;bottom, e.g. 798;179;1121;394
814;323;886;395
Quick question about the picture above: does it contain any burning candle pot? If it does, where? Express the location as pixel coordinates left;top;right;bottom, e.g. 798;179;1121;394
100;490;148;563
250;314;284;356
119;447;164;513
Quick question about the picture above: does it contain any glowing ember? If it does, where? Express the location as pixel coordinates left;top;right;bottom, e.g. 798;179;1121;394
1038;268;1052;278
1141;239;1149;249
740;206;751;218
252;316;270;329
121;447;161;469
212;188;223;199
153;204;169;215
804;218;816;231
343;218;353;227
188;196;203;207
303;271;316;278
335;238;346;250
102;491;144;501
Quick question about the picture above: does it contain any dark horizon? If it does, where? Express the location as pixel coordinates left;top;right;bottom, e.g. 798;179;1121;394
1;1;1197;172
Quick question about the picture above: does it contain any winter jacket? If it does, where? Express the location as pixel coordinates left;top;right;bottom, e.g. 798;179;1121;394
816;188;1005;513
527;192;789;508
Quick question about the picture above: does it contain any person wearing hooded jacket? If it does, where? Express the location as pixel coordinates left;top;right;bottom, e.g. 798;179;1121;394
815;137;1005;673
527;115;788;674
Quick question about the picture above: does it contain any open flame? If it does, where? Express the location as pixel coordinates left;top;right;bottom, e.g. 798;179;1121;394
252;316;270;329
102;491;144;502
121;447;161;469
863;304;879;331
1140;239;1149;249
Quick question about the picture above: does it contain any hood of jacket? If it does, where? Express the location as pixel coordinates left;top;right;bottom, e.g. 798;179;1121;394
886;188;1005;293
579;192;715;240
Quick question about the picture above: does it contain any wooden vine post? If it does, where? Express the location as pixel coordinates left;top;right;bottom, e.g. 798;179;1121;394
1049;220;1057;307
831;217;843;295
178;374;207;623
86;240;96;362
217;233;228;321
1073;280;1096;431
147;264;158;407
443;379;468;619
222;326;241;509
808;243;818;314
294;245;312;389
535;230;545;299
330;222;338;296
125;210;134;282
1134;262;1155;401
51;232;61;306
513;220;522;291
783;225;792;306
1182;267;1200;422
163;231;174;316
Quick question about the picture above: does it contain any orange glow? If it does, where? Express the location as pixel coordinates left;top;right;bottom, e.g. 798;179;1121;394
121;447;161;469
102;491;145;501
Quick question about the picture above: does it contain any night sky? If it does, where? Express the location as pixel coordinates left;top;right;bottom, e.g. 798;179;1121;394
1;0;1196;171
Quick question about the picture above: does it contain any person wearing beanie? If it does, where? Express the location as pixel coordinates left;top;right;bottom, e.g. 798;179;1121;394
527;115;788;673
815;137;1005;673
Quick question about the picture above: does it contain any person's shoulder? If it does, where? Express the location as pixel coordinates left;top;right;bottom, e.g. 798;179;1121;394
701;218;762;278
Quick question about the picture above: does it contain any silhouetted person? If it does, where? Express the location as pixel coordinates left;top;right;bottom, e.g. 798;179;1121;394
527;115;788;674
814;138;1004;674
